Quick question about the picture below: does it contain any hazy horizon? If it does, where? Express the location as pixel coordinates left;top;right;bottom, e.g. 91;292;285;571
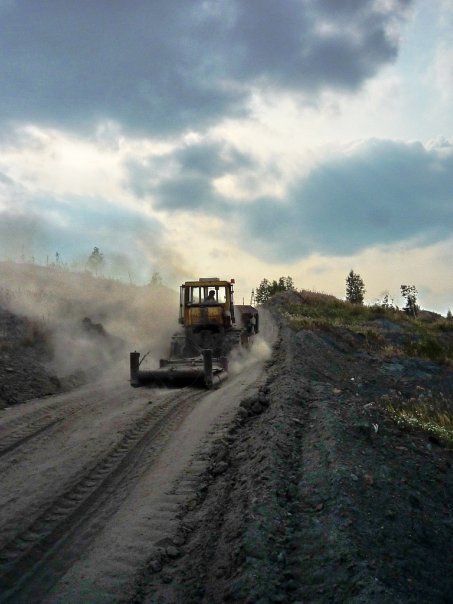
0;1;451;314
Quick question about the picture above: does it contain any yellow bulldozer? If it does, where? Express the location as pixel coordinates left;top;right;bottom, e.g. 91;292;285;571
130;277;259;388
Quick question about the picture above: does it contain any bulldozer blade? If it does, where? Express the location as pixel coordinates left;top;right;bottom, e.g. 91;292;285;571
130;351;227;388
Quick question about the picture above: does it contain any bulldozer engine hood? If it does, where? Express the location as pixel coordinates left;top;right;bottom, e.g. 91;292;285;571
185;305;224;327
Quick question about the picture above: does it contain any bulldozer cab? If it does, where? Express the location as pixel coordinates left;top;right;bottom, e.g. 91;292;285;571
179;278;235;328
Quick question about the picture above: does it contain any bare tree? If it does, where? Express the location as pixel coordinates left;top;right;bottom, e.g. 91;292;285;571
400;284;419;317
149;271;163;287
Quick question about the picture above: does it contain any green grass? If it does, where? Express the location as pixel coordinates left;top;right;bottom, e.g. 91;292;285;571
403;336;453;364
381;390;453;447
276;290;453;362
280;290;408;338
402;318;453;363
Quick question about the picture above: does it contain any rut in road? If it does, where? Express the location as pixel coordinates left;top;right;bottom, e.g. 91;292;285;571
0;416;64;458
0;388;205;603
0;386;113;458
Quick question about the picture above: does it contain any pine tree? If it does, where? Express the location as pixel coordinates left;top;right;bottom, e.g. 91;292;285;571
255;278;271;303
345;270;365;305
285;276;294;290
377;291;396;310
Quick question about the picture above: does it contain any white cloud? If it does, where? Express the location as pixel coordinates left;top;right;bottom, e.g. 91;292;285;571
431;44;453;102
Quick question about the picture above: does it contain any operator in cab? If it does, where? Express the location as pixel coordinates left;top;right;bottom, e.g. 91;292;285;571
204;290;217;304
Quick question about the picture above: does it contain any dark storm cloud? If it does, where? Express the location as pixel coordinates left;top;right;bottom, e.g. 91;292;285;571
0;0;411;135
155;175;225;211
125;139;257;212
241;140;453;261
225;0;406;91
174;142;255;177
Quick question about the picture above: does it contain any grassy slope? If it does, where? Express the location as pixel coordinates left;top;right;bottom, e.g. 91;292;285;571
278;290;453;446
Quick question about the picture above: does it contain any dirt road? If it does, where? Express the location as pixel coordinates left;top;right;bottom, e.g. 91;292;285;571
1;293;452;604
0;333;272;603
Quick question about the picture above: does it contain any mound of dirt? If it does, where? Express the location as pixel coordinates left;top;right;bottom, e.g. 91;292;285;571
0;305;125;409
0;260;179;407
134;295;453;603
0;306;83;409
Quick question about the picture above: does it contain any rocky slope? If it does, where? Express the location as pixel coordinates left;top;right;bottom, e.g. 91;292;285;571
0;306;70;408
0;260;177;409
0;305;126;409
134;292;453;604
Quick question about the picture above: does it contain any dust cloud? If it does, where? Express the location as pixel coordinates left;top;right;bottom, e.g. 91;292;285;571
228;308;276;376
228;337;272;376
0;261;274;383
0;261;179;379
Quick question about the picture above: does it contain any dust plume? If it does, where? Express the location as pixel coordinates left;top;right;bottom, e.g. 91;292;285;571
228;336;272;376
0;261;179;380
228;308;276;376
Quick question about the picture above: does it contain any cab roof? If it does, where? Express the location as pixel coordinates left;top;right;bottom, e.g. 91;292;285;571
182;279;232;287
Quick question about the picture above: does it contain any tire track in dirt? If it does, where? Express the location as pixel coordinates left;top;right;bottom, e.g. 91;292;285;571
56;419;235;604
0;382;128;457
0;416;64;457
0;381;154;550
0;388;205;603
0;386;99;437
43;350;272;604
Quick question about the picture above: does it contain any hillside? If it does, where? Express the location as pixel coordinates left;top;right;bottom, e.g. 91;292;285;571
0;261;178;408
136;291;453;603
0;273;452;603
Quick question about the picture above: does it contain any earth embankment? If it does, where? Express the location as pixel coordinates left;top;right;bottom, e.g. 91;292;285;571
1;282;452;603
135;293;452;603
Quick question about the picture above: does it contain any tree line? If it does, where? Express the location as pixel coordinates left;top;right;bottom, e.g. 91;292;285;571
345;269;420;317
255;270;451;318
254;276;295;303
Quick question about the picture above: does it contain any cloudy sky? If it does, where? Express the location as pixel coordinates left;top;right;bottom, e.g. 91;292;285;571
0;0;452;312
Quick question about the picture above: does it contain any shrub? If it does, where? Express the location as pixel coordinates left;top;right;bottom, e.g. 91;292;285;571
381;390;453;447
404;336;452;363
400;284;419;317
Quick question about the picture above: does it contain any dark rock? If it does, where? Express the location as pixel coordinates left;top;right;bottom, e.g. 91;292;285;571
240;396;256;411
165;545;180;558
161;572;174;584
149;559;162;572
172;534;186;546
258;391;269;404
211;461;229;476
251;402;264;414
